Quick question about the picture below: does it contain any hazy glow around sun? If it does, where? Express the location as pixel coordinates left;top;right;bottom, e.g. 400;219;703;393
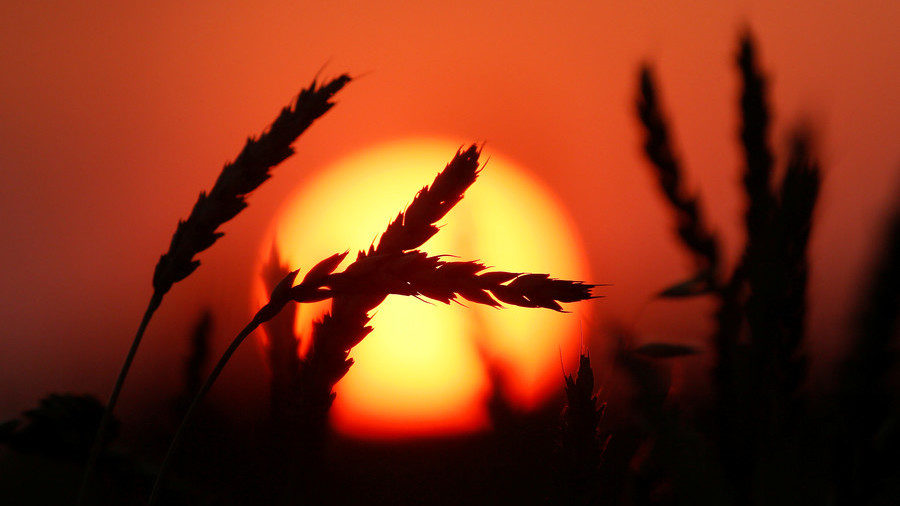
257;138;591;439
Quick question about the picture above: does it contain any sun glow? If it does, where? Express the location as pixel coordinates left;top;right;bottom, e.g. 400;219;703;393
257;138;591;439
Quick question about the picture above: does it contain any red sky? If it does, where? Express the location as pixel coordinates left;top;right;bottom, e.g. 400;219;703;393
1;1;897;422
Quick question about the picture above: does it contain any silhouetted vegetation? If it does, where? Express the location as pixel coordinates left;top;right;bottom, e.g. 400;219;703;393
149;142;596;504
560;353;607;505
77;75;351;506
174;310;213;413
620;30;895;506
1;29;898;506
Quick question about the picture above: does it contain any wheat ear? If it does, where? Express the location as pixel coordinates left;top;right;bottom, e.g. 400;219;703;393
560;353;606;505
636;65;720;281
149;146;598;503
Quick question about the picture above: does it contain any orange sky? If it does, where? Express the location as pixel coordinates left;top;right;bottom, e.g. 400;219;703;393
1;1;898;423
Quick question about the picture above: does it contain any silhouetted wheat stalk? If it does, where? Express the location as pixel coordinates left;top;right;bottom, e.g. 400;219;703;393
735;36;821;505
637;66;720;286
148;145;598;504
636;31;821;504
77;75;350;505
772;130;820;397
560;352;607;505
636;62;747;490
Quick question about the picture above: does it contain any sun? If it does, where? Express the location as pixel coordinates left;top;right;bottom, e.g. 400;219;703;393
256;138;591;439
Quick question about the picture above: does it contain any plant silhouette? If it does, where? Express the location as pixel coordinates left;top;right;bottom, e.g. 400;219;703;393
1;28;898;506
148;144;598;504
77;75;350;504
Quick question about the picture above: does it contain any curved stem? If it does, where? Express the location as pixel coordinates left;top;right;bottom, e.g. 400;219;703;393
148;315;263;505
76;290;163;505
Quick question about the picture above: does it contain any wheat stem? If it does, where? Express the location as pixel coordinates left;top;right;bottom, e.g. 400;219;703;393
76;76;348;504
149;263;333;504
148;314;264;505
76;289;162;506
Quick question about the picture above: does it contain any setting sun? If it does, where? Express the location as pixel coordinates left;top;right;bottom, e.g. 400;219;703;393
257;138;592;438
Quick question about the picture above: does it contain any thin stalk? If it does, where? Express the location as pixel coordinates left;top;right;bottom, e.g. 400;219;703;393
77;75;348;505
148;314;264;505
76;289;163;505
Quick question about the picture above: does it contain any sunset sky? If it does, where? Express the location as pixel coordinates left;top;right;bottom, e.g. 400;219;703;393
1;1;897;431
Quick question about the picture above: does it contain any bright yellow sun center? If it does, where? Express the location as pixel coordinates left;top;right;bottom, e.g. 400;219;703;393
256;138;591;439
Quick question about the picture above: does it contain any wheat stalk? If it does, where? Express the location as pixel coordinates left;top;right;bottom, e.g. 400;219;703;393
285;249;598;425
560;352;606;505
635;32;822;504
736;31;822;465
152;75;351;296
636;65;720;281
77;74;350;505
148;251;342;504
772;130;820;396
636;63;747;486
149;145;598;504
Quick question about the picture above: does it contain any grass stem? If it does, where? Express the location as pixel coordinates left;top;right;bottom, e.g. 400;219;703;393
76;289;163;505
148;314;264;505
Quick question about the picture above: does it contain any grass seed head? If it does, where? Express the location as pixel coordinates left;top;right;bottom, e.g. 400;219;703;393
375;144;481;254
153;75;350;296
